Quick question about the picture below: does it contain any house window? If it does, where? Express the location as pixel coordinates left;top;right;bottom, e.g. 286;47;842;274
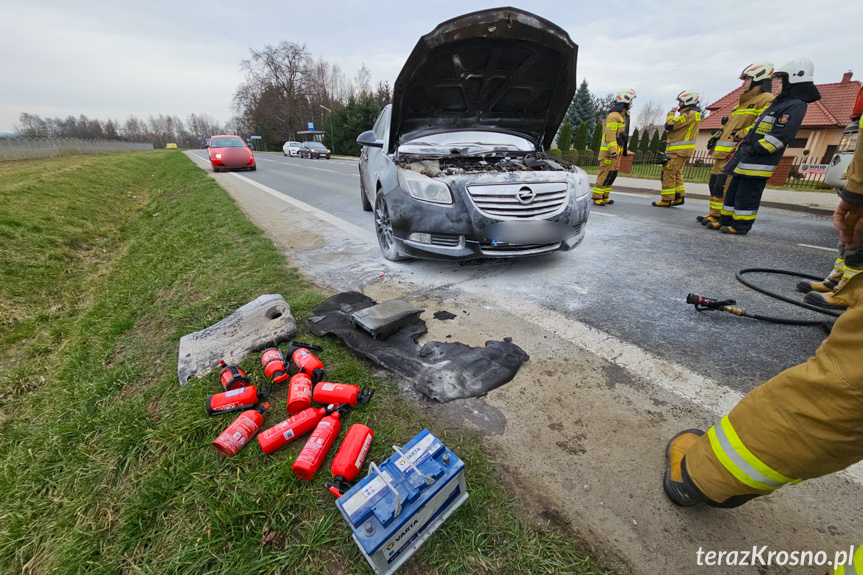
820;145;837;163
787;138;808;149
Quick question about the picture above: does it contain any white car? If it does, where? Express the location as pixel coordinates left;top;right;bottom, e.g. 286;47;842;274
825;122;859;189
282;141;302;157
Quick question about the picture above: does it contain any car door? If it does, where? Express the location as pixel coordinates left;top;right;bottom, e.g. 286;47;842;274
361;106;391;199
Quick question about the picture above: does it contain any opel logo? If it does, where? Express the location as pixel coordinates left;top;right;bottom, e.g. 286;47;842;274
516;187;536;204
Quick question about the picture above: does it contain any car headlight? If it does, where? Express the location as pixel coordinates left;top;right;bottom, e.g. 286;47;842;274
397;169;453;204
215;153;222;159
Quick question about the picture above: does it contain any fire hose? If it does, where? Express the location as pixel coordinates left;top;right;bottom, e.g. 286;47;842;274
687;268;842;334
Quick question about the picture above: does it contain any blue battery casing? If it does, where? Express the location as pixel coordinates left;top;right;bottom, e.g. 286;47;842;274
335;429;468;575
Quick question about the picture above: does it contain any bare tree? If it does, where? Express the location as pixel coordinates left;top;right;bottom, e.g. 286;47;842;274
354;64;372;96
636;100;664;131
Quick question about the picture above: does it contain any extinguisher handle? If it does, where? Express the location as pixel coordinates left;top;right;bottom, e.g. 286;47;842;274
289;340;323;354
325;403;352;417
325;476;352;497
357;385;376;405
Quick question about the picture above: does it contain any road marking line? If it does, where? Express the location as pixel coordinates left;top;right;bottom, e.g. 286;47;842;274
590;211;617;217
190;147;863;486
229;172;374;240
798;243;836;252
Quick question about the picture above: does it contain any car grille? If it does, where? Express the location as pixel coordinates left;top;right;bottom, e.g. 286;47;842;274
465;182;569;219
430;235;461;247
479;242;562;255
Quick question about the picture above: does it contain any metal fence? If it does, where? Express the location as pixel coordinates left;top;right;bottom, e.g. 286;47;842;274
551;148;830;190
0;137;154;162
784;156;829;190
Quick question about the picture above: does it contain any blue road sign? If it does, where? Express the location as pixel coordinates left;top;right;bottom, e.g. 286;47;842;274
307;122;315;131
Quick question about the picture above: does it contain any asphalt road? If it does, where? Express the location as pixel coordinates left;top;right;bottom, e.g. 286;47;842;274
190;150;839;394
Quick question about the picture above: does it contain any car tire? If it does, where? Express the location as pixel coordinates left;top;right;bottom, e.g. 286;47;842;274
249;165;257;171
374;192;409;261
360;181;372;212
213;167;221;173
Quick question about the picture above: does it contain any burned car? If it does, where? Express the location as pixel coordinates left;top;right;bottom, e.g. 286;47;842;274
357;8;590;261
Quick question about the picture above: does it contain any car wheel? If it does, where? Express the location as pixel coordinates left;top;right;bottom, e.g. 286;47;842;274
374;192;408;261
213;166;221;173
249;165;257;171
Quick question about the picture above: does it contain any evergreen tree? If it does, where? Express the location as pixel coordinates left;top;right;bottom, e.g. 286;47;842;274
658;130;667;153
650;130;662;153
640;129;652;153
557;121;572;151
630;128;640;154
590;121;603;151
564;79;597;130
572;121;589;151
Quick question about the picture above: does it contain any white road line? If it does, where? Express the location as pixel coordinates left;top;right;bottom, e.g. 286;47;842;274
229;173;374;239
798;243;836;252
190;149;863;486
590;211;617;217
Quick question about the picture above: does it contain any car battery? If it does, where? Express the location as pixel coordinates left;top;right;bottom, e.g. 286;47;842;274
335;429;468;575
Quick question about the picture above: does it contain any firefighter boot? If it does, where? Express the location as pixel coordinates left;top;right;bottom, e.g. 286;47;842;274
593;199;607;206
663;429;706;507
803;276;855;310
671;193;685;207
796;267;843;294
719;226;748;236
652;199;674;207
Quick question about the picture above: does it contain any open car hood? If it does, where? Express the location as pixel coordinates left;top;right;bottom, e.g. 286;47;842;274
390;7;578;153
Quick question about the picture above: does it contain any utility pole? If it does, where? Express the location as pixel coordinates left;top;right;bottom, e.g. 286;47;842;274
320;104;335;155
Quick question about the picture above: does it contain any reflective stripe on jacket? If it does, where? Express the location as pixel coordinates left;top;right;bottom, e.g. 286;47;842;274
726;97;808;179
665;106;701;156
599;110;625;161
712;88;774;158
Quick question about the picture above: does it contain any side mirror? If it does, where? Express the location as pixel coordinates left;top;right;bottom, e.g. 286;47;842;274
357;130;384;148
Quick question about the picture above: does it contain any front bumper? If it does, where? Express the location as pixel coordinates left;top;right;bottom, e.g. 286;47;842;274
384;179;590;261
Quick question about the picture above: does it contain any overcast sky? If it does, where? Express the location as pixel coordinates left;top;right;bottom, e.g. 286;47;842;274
1;0;860;133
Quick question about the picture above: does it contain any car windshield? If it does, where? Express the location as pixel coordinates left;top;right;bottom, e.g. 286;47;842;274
399;131;534;156
307;142;326;149
288;142;301;147
211;137;246;148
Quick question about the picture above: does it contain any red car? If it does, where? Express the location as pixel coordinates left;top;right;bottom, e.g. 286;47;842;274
208;135;256;172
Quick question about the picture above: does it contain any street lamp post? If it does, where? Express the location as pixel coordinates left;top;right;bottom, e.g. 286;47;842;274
320;104;335;156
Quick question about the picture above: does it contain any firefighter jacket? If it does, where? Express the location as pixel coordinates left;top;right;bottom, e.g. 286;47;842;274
727;82;821;179
711;88;774;159
599;104;628;161
665;105;702;157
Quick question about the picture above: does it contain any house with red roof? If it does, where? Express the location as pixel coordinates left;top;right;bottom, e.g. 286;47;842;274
696;71;861;163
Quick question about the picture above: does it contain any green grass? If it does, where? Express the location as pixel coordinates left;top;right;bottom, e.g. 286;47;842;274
0;151;614;574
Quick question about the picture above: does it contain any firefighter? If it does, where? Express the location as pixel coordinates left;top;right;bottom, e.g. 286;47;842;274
797;85;863;309
663;271;863;510
653;90;702;207
714;59;821;235
698;62;775;226
592;89;636;206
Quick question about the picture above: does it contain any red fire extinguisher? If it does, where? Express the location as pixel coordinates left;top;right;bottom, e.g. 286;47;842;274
218;360;249;391
257;404;342;455
292;407;349;480
288;341;325;382
213;403;269;457
260;348;290;384
287;372;313;415
206;385;270;416
326;424;374;496
313;382;375;407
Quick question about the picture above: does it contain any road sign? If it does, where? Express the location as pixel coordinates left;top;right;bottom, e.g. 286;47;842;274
307;122;315;131
250;136;262;139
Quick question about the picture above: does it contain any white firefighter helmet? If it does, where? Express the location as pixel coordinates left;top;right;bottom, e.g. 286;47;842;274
740;61;774;82
614;89;637;104
676;90;700;106
774;59;815;84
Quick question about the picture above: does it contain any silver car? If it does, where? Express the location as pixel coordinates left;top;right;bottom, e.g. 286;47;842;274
825;122;859;189
357;8;591;262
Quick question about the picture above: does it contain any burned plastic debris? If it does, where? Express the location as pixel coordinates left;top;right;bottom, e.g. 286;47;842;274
305;292;529;402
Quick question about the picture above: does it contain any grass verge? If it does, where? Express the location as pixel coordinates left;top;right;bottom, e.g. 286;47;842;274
0;151;614;574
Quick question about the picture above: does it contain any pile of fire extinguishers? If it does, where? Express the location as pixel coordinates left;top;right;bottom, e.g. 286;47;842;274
206;341;376;496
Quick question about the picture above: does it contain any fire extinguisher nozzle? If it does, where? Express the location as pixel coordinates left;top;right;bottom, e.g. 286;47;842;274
289;340;323;354
311;368;324;384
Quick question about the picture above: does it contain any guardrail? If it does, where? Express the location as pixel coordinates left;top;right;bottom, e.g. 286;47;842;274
0;137;154;162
